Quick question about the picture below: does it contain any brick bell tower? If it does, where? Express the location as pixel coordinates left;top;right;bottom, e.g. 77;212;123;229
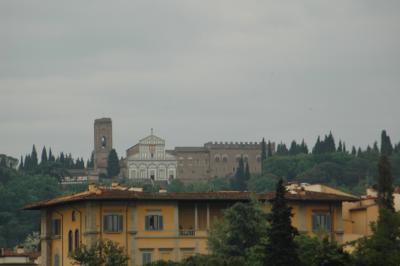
94;118;112;173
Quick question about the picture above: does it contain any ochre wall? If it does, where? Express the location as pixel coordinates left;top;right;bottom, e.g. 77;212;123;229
44;199;344;266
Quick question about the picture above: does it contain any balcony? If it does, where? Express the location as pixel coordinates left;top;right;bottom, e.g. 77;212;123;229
179;229;195;236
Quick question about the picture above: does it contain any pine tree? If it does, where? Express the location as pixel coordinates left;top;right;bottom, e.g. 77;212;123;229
265;179;300;266
107;149;120;178
381;130;393;156
377;155;394;212
31;145;38;167
41;146;48;164
48;148;55;162
261;138;267;162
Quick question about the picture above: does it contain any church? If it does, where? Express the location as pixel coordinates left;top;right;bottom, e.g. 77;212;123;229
124;131;177;181
93;118;266;182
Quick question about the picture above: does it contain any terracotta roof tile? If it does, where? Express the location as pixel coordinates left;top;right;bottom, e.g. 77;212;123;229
24;187;358;210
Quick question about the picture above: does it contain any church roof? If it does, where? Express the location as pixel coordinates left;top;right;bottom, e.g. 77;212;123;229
139;134;165;145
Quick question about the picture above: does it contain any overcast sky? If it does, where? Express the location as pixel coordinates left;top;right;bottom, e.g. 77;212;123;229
1;1;399;160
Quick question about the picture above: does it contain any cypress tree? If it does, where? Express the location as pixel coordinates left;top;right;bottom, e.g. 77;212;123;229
373;141;379;154
357;147;362;157
48;148;55;162
381;130;393;156
261;138;267;162
19;156;24;171
245;162;250;182
31;145;38;167
312;136;321;155
377;155;395;212
267;141;273;157
265;179;300;266
289;140;298;156
343;142;347;153
41;146;48;164
337;140;343;152
107;149;120;178
300;139;308;154
232;157;246;191
351;146;357;156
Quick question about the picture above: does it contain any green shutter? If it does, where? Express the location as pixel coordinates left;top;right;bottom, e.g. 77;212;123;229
118;215;123;232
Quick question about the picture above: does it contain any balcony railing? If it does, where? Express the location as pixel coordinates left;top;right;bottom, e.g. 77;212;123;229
179;229;195;236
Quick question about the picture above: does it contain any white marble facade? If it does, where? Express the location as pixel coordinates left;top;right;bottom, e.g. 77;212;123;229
126;134;177;181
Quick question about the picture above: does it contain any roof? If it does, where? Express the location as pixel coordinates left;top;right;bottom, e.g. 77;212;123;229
24;186;359;210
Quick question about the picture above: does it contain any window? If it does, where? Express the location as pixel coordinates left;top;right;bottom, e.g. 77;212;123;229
222;156;228;163
51;219;61;237
68;230;73;253
74;229;79;249
145;215;163;231
103;214;123;233
312;212;331;232
101;136;106;148
142;252;152;265
72;211;76;222
215;155;220;162
54;254;60;266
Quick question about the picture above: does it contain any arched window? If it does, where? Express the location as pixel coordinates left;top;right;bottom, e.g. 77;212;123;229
214;155;221;163
72;211;76;222
222;155;228;163
75;229;79;249
68;230;73;253
101;136;107;148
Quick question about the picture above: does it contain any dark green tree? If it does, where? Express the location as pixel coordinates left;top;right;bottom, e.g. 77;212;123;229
296;235;353;266
265;179;300;266
245;162;250;182
107;149;120;178
381;130;393;156
208;199;269;266
231;157;246;191
70;239;129;266
19;156;24;171
31;145;38;167
48;148;55;162
351;146;357;156
377;155;394;211
261;138;267;162
267;141;273;157
337;141;343;152
354;155;400;266
40;146;48;164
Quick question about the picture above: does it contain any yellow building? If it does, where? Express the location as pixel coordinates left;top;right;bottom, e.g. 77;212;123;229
342;187;400;244
24;184;357;266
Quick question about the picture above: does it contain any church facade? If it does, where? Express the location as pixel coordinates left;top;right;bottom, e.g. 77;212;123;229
125;133;177;181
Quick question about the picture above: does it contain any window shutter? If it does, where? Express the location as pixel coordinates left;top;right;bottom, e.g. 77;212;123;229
103;215;108;231
327;214;331;231
159;216;163;230
312;214;317;231
145;216;149;230
118;215;123;232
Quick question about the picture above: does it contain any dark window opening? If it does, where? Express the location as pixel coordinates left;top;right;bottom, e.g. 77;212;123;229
75;229;79;249
51;219;61;237
103;214;123;233
68;230;73;253
145;215;163;231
